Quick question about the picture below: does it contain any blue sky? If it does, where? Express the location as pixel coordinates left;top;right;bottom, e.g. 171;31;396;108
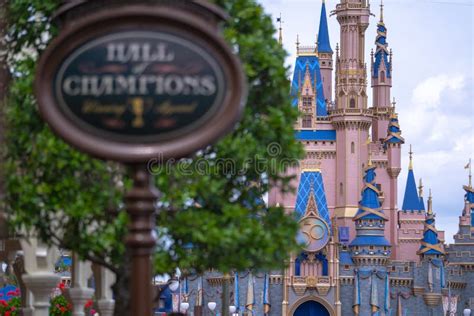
258;0;473;243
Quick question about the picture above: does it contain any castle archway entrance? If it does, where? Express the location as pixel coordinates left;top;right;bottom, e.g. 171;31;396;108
293;300;330;316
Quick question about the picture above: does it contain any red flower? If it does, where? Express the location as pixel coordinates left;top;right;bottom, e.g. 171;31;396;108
0;300;8;307
84;300;93;308
58;283;65;291
5;311;10;316
6;291;14;296
60;306;66;313
90;309;96;315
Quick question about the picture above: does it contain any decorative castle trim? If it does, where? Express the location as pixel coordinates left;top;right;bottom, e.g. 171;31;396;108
387;167;401;179
305;151;336;159
447;281;467;289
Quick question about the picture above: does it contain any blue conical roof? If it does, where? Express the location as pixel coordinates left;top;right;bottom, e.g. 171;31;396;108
350;164;390;248
402;168;421;211
317;1;332;53
418;197;444;256
354;165;385;221
384;114;404;145
373;18;391;79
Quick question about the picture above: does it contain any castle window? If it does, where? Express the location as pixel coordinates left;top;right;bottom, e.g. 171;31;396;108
303;96;312;107
302;115;312;128
344;265;350;270
351;142;355;154
404;266;409;272
369;246;374;250
391;266;396;272
339;183;344;196
349;98;356;108
380;71;386;83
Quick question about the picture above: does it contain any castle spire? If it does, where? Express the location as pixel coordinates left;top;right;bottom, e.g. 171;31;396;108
418;178;426;211
296;34;300;55
383;111;404;146
350;159;390;265
317;0;332;53
402;146;422;211
379;0;384;24
277;13;283;45
417;191;445;257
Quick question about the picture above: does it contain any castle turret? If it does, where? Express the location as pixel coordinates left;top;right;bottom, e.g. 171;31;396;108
417;192;445;258
417;192;445;309
397;146;428;262
317;0;333;103
453;162;474;241
332;0;372;237
384;110;404;258
371;1;393;141
402;145;422;212
349;159;391;316
349;160;391;266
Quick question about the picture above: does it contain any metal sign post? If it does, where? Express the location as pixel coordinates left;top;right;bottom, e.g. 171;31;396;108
35;1;247;315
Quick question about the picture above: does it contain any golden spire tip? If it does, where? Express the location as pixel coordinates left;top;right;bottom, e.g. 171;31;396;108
408;144;413;170
427;189;433;215
380;0;384;23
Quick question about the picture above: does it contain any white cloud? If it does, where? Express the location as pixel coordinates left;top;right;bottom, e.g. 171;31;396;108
412;74;465;106
398;74;473;243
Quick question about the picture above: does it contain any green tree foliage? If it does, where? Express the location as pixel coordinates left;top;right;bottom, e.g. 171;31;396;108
5;0;302;283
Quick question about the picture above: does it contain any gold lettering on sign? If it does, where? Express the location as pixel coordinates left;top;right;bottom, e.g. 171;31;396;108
82;100;127;116
155;101;198;115
131;98;145;128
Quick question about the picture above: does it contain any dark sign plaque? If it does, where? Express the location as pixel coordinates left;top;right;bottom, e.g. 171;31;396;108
36;4;246;162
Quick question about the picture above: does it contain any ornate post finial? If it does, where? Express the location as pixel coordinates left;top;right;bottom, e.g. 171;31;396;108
409;144;414;170
380;0;384;23
427;189;433;215
277;13;283;45
296;34;300;55
465;158;472;188
418;178;424;198
315;33;319;53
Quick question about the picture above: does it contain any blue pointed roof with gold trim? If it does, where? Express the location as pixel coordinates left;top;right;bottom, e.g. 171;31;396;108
384;112;404;145
402;147;422;211
294;169;330;228
317;0;332;53
373;2;391;79
418;193;445;256
350;162;390;247
353;164;388;222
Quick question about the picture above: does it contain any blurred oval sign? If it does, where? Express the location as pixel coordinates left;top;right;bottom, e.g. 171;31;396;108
36;5;246;162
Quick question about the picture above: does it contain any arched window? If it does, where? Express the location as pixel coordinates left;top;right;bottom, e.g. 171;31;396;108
302;115;312;128
339;183;343;196
380;71;386;83
349;98;356;108
351;142;355;154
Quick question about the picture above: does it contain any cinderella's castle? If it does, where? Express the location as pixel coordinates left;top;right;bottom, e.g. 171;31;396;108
178;1;474;315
